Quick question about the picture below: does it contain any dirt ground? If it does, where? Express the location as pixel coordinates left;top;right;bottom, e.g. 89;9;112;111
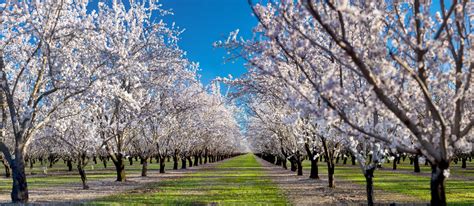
255;158;427;205
0;162;221;204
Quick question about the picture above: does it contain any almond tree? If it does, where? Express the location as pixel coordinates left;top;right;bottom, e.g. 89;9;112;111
0;1;104;202
90;0;189;182
224;0;472;204
40;101;101;189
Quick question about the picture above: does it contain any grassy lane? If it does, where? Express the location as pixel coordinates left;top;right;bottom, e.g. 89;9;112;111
301;160;474;205
92;154;288;205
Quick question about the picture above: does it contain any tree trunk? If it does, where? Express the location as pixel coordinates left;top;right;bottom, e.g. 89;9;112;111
1;158;11;178
199;155;203;165
282;158;287;169
327;164;335;188
187;157;192;167
392;156;397;170
181;158;187;169
159;157;165;174
173;155;178;170
77;163;89;189
275;157;281;166
128;157;133;165
10;153;29;203
364;167;375;206
113;155;126;182
193;155;199;166
290;159;297;172
414;155;420;173
461;157;467;169
141;157;148;177
4;163;10;178
102;159;107;168
67;160;73;172
343;157;347;164
351;155;356;165
310;158;319;179
430;163;448;206
296;155;303;176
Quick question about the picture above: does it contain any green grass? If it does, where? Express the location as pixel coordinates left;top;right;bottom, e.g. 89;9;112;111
91;154;288;205
0;158;186;192
1;155;471;205
301;159;474;205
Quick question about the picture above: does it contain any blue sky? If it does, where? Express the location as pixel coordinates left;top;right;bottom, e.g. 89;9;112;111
159;0;257;85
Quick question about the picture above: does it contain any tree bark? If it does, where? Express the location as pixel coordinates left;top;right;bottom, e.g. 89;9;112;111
461;157;467;169
296;153;303;176
187;156;192;167
310;158;319;179
414;155;421;173
392;156;397;170
113;155;126;182
290;159;297;172
159;157;165;174
327;164;335;188
430;163;448;206
67;160;73;172
275;157;282;166
77;159;89;190
1;158;11;178
141;157;148;177
181;158;186;169
296;159;303;176
173;155;178;170
193;155;199;166
364;167;375;206
10;152;29;203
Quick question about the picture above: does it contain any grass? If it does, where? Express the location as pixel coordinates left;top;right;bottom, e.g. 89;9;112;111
91;154;288;205
0;158;186;192
1;155;471;205
301;158;474;205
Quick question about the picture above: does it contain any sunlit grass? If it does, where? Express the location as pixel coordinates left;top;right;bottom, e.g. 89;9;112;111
301;158;474;205
91;154;288;205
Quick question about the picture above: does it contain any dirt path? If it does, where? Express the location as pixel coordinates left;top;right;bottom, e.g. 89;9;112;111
0;160;226;204
255;157;425;205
